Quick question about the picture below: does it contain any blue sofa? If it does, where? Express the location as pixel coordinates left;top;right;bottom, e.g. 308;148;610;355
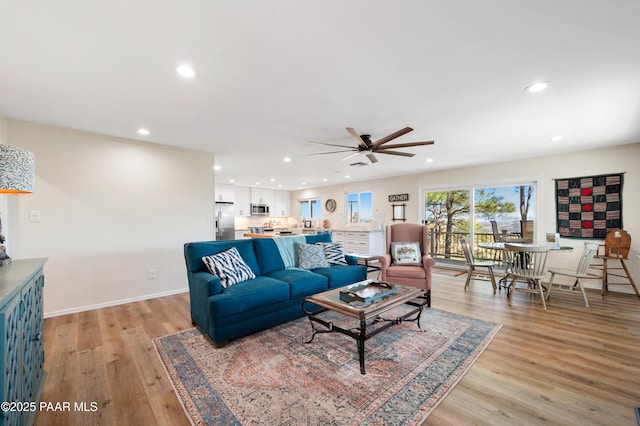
184;233;367;346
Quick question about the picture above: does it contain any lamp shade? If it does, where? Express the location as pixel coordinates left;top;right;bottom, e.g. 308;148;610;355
0;145;35;194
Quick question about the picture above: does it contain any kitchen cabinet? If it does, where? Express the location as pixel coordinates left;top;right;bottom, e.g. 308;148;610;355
0;258;47;426
235;186;251;216
332;230;384;256
234;230;250;239
215;183;235;202
273;190;291;217
250;187;275;205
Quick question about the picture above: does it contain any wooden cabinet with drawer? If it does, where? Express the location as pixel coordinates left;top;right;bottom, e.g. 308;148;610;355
331;230;384;256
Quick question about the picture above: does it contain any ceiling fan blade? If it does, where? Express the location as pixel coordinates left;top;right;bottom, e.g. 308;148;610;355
307;150;356;156
371;127;413;149
366;153;379;163
339;151;360;162
346;127;369;149
374;149;416;157
307;141;357;149
377;141;434;149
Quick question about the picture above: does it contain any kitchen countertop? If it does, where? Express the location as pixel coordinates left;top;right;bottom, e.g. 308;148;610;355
243;232;298;238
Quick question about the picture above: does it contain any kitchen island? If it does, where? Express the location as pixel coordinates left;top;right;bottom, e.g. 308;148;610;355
243;232;296;238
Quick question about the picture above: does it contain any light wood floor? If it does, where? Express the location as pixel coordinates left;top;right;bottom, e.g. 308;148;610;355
34;272;640;425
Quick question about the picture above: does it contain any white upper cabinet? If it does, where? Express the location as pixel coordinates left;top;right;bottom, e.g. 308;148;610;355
250;187;275;205
215;183;235;202
273;190;291;217
235;186;251;216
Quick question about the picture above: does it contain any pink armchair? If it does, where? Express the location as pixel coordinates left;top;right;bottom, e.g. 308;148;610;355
379;223;436;306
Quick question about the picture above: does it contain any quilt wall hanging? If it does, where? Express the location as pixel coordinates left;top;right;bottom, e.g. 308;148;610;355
555;172;623;239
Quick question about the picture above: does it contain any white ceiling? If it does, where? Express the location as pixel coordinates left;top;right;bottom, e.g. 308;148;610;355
1;1;639;190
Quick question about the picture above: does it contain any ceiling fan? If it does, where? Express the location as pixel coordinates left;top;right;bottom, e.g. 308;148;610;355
308;127;434;163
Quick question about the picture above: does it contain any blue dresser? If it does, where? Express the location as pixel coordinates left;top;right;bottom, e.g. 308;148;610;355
0;259;47;426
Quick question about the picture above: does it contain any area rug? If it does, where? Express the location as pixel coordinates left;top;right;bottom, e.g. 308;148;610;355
154;308;501;425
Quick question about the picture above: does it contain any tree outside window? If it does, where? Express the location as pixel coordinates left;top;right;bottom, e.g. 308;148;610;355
298;198;321;219
346;191;372;224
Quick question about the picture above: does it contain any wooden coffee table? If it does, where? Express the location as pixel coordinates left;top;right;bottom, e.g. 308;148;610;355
302;280;428;374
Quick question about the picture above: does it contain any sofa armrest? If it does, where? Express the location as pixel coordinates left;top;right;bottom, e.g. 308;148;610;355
188;271;222;329
345;254;359;265
191;271;223;296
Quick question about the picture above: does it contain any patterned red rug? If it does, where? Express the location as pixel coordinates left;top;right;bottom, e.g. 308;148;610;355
154;308;500;425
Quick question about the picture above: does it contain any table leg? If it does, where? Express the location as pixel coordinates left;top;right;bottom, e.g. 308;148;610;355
358;312;366;374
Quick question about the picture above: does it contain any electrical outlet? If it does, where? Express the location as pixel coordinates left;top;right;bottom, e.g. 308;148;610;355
148;269;156;279
30;211;41;222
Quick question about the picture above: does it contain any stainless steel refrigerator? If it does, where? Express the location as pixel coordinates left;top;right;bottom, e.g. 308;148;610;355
215;202;235;240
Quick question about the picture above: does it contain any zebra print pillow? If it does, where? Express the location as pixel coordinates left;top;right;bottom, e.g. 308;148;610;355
202;247;256;288
315;242;348;265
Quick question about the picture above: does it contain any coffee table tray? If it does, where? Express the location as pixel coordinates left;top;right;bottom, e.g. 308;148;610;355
339;280;397;304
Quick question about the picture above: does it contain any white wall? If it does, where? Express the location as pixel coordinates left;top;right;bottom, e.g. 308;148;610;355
291;142;640;290
6;121;215;316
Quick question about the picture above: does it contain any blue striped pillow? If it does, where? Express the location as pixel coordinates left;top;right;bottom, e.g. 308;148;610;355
202;247;256;288
316;242;347;265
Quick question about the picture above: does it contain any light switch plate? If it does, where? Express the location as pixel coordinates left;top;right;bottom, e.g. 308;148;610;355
30;211;41;222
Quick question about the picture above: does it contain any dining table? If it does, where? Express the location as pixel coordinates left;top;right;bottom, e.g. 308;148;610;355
477;242;573;288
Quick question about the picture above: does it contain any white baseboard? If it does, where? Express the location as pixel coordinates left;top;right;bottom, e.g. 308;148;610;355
43;287;189;318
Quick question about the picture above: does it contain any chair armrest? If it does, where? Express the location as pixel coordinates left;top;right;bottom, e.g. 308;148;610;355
421;254;436;272
379;254;392;269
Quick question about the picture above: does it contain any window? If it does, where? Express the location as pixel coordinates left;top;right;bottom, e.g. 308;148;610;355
298;198;321;219
346;191;373;224
422;182;536;261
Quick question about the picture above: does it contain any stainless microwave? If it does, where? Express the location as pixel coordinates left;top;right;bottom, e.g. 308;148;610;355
250;203;270;215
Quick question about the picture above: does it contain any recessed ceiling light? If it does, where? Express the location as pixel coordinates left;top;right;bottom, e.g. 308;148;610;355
213;165;221;171
322;178;328;182
270;178;276;182
229;179;235;183
345;175;351;179
137;128;150;135
176;64;196;78
277;184;282;188
425;158;433;163
550;136;563;142
524;81;549;93
255;182;261;185
301;182;307;185
283;157;292;162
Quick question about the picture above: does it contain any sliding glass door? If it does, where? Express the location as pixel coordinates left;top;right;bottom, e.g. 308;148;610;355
422;182;536;263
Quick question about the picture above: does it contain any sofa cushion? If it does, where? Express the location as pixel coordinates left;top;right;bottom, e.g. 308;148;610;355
305;233;332;244
266;269;329;298
208;276;290;319
296;243;330;269
311;264;368;289
390;241;422;265
316;242;347;265
202;247;256;288
253;238;286;274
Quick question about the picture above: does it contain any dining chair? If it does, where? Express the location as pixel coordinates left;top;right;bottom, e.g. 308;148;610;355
503;243;550;310
459;238;497;294
546;243;599;307
589;229;639;298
